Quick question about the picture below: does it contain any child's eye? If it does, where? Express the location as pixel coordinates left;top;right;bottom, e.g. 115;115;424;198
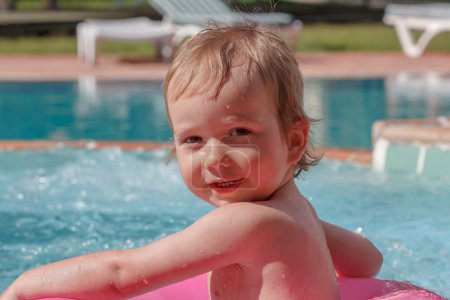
230;128;251;137
184;136;202;144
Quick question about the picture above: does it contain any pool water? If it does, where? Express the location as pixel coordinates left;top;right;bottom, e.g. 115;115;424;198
1;76;449;148
0;148;449;297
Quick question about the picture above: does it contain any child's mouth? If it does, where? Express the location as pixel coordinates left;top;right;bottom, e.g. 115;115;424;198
209;179;243;192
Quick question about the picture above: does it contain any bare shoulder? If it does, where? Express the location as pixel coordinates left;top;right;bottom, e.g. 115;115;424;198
193;202;301;248
201;201;294;230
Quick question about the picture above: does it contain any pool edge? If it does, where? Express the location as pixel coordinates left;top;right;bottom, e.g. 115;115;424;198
0;140;372;165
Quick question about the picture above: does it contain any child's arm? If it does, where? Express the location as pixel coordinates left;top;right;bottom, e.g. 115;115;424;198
321;221;383;278
0;203;266;300
1;225;220;300
1;250;136;300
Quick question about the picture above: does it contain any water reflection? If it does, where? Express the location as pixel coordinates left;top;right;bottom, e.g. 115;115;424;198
304;73;450;148
305;78;386;148
385;73;450;118
0;74;449;148
75;76;170;141
0;79;172;141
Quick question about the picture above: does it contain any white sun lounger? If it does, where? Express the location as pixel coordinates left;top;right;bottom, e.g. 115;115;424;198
383;3;450;58
149;0;296;25
149;0;302;47
76;17;176;65
77;0;302;65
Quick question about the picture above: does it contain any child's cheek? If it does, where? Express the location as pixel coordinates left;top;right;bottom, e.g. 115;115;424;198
177;151;197;187
228;146;260;183
231;146;259;167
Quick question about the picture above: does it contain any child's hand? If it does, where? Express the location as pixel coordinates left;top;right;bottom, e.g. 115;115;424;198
1;277;24;300
1;288;20;300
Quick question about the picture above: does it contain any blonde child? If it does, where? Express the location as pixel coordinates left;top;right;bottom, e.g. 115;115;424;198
1;24;382;300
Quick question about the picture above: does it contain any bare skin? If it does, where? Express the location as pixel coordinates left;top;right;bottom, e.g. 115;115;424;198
207;179;338;300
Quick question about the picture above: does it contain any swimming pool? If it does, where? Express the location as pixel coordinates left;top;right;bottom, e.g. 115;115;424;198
1;75;449;148
0;148;449;297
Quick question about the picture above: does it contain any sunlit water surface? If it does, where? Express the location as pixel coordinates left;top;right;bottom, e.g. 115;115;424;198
0;148;449;297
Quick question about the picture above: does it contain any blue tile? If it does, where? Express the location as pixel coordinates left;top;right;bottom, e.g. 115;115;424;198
422;147;450;176
385;144;420;173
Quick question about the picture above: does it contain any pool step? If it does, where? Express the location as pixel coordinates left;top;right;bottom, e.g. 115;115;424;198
372;117;450;176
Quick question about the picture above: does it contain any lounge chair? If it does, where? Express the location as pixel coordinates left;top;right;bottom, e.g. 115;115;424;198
383;3;450;58
76;17;177;65
149;0;302;47
76;0;301;65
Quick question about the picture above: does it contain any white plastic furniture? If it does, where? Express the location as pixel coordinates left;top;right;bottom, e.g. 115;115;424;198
383;3;450;58
76;17;175;65
149;0;302;47
149;0;297;26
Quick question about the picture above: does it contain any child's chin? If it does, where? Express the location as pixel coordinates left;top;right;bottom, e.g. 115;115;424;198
209;191;258;207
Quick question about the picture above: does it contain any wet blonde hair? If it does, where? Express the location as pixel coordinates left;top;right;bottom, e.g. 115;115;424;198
164;23;320;176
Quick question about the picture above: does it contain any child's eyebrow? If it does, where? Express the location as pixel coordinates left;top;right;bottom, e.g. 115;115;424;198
221;115;248;123
172;123;199;136
221;115;264;128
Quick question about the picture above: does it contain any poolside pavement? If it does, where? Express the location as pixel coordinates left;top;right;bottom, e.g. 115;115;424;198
0;52;449;80
1;51;449;164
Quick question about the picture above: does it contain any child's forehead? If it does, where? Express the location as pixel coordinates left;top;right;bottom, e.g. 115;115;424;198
168;62;265;103
219;65;264;97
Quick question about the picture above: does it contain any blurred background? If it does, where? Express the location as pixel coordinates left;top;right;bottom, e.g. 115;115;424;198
0;0;449;56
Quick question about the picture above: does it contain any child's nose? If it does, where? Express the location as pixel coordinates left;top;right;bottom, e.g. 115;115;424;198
203;139;232;171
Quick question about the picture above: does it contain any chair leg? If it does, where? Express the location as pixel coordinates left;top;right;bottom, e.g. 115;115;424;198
415;27;441;56
76;23;86;60
394;22;440;58
394;22;422;57
84;30;97;65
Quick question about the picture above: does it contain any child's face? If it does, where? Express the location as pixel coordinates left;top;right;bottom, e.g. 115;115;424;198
167;66;294;207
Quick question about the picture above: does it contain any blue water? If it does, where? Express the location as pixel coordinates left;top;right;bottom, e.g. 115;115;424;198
0;148;449;297
1;76;449;148
0;80;171;141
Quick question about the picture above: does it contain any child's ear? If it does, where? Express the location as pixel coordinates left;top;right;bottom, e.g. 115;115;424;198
286;119;309;165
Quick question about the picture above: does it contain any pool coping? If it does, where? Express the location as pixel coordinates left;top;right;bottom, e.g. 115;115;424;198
372;117;450;174
0;52;449;81
0;140;372;165
373;117;450;145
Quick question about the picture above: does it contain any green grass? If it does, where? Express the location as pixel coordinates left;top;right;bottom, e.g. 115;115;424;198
0;36;157;56
0;23;449;56
0;36;76;54
298;23;450;52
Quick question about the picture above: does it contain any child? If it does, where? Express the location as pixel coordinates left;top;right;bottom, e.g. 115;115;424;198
1;24;382;300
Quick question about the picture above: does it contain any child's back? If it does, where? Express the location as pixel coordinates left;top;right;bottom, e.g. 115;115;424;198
207;180;339;299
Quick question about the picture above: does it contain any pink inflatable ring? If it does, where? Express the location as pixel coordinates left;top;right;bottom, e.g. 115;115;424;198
41;274;445;300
